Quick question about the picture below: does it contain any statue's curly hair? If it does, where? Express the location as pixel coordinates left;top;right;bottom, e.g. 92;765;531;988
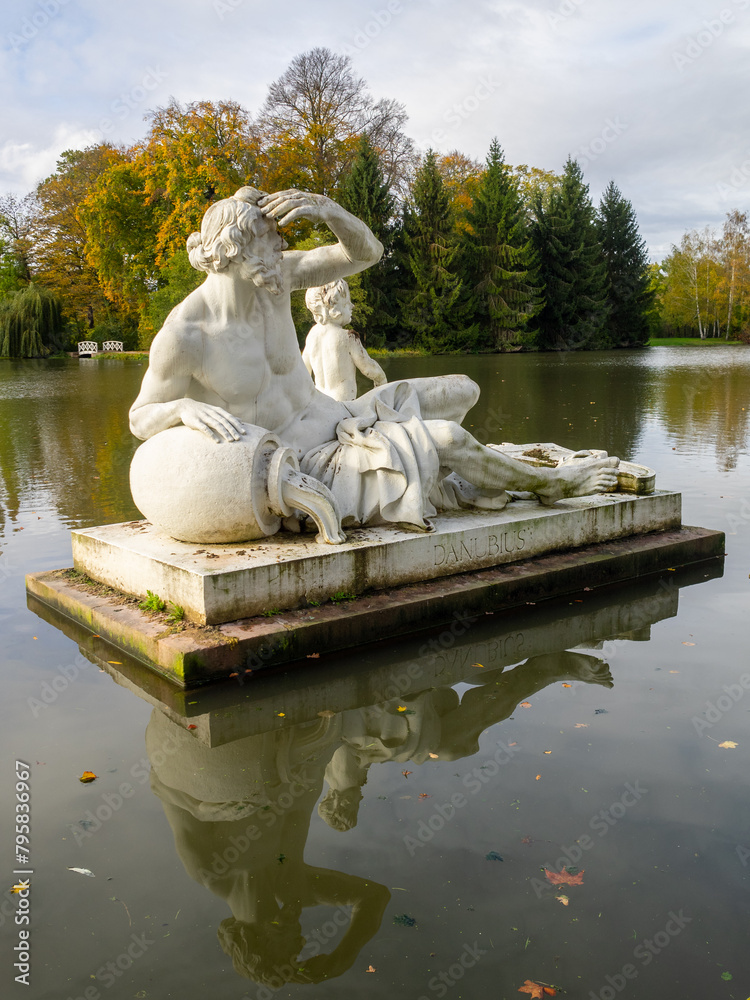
187;186;266;273
304;279;351;324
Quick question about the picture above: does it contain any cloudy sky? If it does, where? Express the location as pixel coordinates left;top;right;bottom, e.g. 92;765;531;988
2;0;749;259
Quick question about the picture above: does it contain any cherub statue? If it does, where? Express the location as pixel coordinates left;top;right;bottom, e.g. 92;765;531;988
302;279;387;401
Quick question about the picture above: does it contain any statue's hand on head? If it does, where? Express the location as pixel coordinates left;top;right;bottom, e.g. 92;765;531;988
258;189;334;228
178;399;246;444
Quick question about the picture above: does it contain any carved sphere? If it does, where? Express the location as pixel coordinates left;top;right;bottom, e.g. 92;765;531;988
130;424;282;543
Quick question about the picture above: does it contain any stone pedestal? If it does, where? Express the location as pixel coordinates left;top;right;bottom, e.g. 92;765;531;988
70;492;682;625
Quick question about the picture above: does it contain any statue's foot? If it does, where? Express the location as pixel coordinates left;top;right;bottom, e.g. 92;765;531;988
534;455;619;506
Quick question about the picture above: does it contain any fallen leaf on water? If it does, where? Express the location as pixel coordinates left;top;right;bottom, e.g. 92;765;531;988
318;710;335;718
187;724;197;730
544;867;584;886
79;771;97;783
535;774;541;780
472;662;484;668
428;752;439;759
106;661;122;665
669;670;679;674
682;641;695;646
518;980;557;997
486;851;504;861
719;741;738;749
401;770;412;778
276;712;285;718
393;913;416;927
11;883;28;893
574;724;589;729
366;965;376;973
397;706;408;712
543;751;552;755
418;792;431;799
521;835;533;845
306;653;320;659
520;702;532;708
555;894;569;906
67;867;95;877
561;683;572;688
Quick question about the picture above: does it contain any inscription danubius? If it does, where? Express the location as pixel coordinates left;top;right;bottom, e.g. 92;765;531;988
433;529;529;567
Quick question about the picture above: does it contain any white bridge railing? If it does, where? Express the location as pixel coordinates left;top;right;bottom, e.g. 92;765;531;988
77;341;98;355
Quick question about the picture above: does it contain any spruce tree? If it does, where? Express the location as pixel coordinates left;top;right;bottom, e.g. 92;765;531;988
337;134;399;346
401;150;473;351
596;181;653;347
531;157;609;350
460;138;543;349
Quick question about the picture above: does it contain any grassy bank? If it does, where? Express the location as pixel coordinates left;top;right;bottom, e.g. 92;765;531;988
648;337;744;347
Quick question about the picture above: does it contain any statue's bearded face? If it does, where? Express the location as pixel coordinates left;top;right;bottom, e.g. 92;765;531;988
238;215;288;295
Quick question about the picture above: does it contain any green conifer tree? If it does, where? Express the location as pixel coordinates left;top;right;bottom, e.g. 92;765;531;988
460;139;543;350
531;157;609;350
337;134;400;346
401;150;474;351
596;180;653;347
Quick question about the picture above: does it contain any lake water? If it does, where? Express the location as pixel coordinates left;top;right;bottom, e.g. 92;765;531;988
1;348;748;999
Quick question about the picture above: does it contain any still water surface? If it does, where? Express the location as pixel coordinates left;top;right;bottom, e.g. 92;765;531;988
0;349;748;999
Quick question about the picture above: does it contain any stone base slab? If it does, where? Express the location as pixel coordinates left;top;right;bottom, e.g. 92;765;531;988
70;492;682;625
27;524;724;689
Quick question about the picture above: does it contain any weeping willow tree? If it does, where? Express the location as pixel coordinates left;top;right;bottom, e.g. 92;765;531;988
0;284;64;357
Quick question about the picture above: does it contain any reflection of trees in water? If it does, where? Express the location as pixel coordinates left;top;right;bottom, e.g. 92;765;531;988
652;361;749;470
147;651;612;989
0;359;142;527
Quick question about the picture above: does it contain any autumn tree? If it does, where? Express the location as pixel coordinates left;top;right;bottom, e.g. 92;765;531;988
531;158;609;350
595;181;652;347
436;150;483;224
0;193;36;283
459;139;542;349
661;228;721;338
79;100;260;343
33;146;121;330
401;150;473;350
717;210;750;338
256;48;414;197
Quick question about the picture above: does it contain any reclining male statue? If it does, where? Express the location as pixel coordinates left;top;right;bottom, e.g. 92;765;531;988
128;186;619;544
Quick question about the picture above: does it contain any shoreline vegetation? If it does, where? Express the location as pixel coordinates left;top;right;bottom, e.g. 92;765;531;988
2;338;745;363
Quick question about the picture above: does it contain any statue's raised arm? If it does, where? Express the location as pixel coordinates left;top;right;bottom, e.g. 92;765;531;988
258;189;384;291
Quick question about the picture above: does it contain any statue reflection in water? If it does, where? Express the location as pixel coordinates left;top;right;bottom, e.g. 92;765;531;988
146;650;613;988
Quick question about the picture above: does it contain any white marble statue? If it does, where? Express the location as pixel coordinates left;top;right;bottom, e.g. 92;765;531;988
128;186;619;544
302;279;387;401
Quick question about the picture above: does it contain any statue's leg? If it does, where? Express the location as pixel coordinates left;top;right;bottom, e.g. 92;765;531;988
425;420;619;504
356;375;479;423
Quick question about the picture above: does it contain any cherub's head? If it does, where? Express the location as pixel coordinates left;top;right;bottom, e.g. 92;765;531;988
217;916;308;985
305;279;353;327
187;186;287;294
